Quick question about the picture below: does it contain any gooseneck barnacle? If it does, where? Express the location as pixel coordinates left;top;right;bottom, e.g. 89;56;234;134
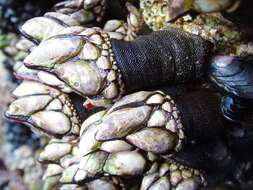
18;25;213;108
3;0;253;189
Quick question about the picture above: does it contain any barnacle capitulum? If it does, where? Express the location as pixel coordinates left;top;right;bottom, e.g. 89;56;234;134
5;81;81;140
89;91;184;154
21;25;212;108
34;90;209;189
23;27;124;107
19;0;107;43
19;1;142;45
54;0;107;25
103;2;143;41
140;159;205;190
43;164;129;189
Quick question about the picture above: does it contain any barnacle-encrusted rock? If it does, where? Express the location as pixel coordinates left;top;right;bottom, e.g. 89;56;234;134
174;13;242;55
140;0;239;31
140;0;170;31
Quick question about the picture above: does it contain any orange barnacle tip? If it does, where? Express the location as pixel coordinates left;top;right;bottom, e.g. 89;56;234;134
83;99;94;110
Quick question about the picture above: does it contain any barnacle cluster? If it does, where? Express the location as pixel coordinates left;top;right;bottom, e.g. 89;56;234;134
1;0;253;190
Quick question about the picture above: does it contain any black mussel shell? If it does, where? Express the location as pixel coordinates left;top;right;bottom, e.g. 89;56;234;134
209;55;253;100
